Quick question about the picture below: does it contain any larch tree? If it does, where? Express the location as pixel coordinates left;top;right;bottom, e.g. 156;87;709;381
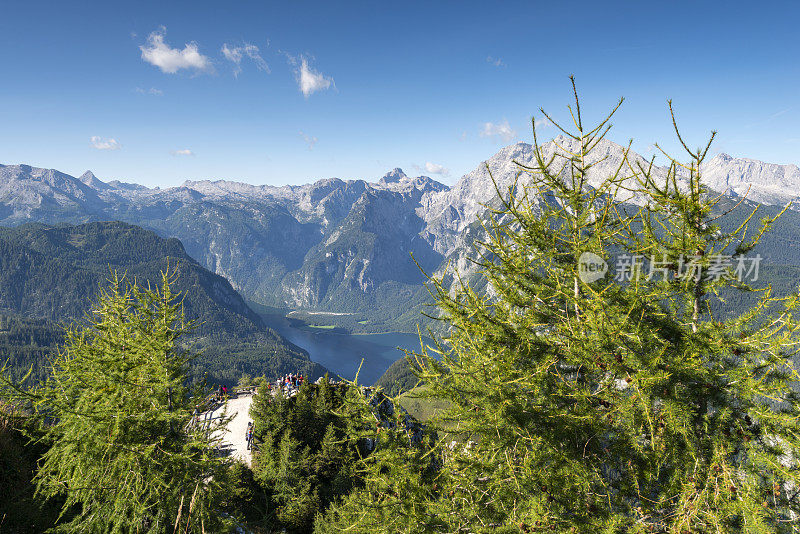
3;271;231;533
619;102;800;532
321;80;800;533
410;79;652;532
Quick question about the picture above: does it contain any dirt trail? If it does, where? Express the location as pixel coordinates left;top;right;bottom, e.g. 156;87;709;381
210;394;254;466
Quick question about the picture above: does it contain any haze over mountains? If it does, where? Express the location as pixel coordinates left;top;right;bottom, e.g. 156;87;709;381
4;137;800;328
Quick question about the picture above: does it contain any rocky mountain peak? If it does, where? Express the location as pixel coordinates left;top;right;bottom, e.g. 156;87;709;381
79;170;109;190
305;178;348;204
79;170;96;183
378;168;408;185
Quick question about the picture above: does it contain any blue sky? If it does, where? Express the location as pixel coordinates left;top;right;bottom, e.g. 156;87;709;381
1;1;798;187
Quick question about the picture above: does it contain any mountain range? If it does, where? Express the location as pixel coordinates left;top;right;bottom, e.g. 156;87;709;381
3;137;800;330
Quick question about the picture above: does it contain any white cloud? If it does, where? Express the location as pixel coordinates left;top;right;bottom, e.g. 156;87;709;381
413;162;450;177
299;131;318;150
90;136;121;150
486;55;505;67
424;162;449;176
140;27;212;74
221;43;269;77
287;55;334;98
480;119;517;142
135;87;163;96
170;149;194;156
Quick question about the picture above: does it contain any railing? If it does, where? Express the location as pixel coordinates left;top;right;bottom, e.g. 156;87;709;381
233;386;258;396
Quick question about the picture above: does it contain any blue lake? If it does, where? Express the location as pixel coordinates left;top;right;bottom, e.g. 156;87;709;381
259;313;435;385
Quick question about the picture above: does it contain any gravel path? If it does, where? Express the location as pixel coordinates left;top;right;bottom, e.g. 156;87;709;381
209;394;255;466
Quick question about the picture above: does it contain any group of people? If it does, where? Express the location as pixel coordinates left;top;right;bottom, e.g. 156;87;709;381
216;384;228;402
272;373;305;393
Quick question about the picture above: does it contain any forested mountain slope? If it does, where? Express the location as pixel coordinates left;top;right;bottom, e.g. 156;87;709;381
0;222;325;384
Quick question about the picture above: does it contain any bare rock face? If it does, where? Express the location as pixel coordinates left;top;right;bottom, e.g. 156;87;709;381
2;140;800;321
415;137;655;256
701;153;800;205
